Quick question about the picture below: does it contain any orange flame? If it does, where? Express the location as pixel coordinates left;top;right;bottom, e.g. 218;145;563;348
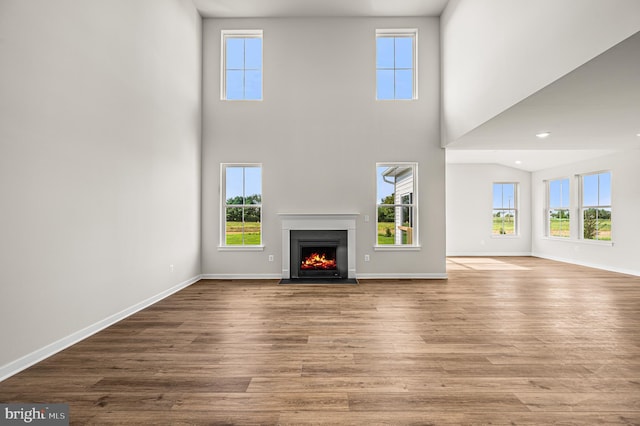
301;252;337;270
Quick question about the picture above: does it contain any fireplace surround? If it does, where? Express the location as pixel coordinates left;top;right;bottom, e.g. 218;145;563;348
279;213;357;280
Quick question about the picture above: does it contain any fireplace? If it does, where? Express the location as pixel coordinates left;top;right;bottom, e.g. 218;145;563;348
279;213;357;280
290;230;348;280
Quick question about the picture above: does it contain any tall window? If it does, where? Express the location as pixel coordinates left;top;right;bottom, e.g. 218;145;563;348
376;163;418;246
221;30;263;100
547;178;570;238
221;164;262;246
376;29;417;100
492;183;518;236
581;171;611;241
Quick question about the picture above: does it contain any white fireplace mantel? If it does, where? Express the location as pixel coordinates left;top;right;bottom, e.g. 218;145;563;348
279;213;358;279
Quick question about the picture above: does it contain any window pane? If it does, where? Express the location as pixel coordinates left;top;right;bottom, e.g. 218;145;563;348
244;70;262;100
376;37;394;69
560;179;570;207
376;70;394;100
549;180;561;207
493;183;515;209
549;209;570;237
394;37;413;69
493;209;516;235
377;166;396;202
395;69;413;99
492;184;503;209
225;167;243;203
244;167;262;203
583;174;598;206
244;37;262;69
226;70;244;100
226;38;244;69
596;208;612;241
377;206;395;244
599;172;611;205
502;184;515;208
549;178;569;208
225;207;244;245
243;207;261;245
586;207;612;241
583;208;596;240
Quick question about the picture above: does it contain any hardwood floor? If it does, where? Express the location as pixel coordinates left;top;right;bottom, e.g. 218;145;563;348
1;257;640;424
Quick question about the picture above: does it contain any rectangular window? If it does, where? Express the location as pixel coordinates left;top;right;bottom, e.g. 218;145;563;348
547;178;570;238
492;183;518;236
581;171;611;241
221;164;262;246
376;29;417;100
376;163;418;246
221;30;263;100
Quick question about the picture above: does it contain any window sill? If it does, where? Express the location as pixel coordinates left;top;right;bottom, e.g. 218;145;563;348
490;235;520;239
374;245;421;251
542;236;572;242
221;98;263;102
218;245;265;252
540;237;614;247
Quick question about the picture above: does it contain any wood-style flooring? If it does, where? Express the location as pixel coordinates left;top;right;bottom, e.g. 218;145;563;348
1;257;639;424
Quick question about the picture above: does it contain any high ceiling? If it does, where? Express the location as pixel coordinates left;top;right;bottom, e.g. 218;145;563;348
446;30;640;172
193;1;640;172
193;0;450;18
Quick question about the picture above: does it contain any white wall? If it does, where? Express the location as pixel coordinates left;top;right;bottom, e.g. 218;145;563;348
446;164;532;256
441;0;640;145
0;0;202;372
201;18;446;278
532;151;640;276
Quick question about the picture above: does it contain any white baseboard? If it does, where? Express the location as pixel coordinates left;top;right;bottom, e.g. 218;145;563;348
356;273;448;280
201;274;281;280
0;275;201;382
532;253;640;277
447;252;533;257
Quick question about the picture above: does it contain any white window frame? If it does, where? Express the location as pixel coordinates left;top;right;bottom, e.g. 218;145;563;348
492;182;519;237
546;177;570;238
220;29;263;101
579;171;612;243
375;29;418;100
375;162;420;251
219;163;264;251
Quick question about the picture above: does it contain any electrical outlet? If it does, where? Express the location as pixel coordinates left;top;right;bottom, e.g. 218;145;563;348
364;215;370;222
364;254;370;262
268;255;274;262
169;264;174;272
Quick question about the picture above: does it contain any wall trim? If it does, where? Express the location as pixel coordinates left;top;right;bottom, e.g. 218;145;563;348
532;252;640;277
201;274;281;280
446;252;533;257
357;273;448;280
0;275;202;383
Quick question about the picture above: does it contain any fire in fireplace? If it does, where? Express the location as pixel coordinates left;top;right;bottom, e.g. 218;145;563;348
290;230;348;280
300;249;337;270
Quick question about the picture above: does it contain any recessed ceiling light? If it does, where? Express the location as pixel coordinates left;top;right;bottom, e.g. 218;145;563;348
515;160;522;165
536;132;551;139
